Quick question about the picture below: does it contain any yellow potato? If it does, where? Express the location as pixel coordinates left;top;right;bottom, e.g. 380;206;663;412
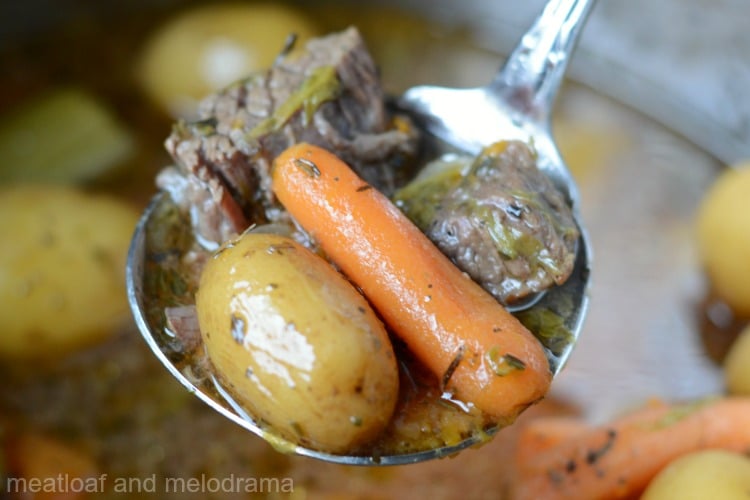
724;324;750;395
0;185;139;358
641;450;750;500
138;3;318;117
696;164;750;317
196;232;398;453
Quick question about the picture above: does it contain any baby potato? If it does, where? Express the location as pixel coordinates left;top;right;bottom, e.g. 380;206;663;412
724;324;750;395
138;3;318;118
696;163;750;317
196;232;398;453
0;185;139;358
641;450;750;500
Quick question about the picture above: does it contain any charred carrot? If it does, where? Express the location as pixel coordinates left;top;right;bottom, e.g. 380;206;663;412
271;143;551;421
513;397;750;500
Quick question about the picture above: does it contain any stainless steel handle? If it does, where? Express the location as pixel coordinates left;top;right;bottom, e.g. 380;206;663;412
491;0;597;121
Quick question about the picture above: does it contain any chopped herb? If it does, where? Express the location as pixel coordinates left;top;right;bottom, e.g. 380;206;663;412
277;33;298;59
293;158;321;178
441;344;465;389
586;429;617;465
506;202;524;218
516;307;574;356
247;65;340;138
393;154;469;228
481;205;543;260
648;398;716;430
189;117;218;136
485;346;526;376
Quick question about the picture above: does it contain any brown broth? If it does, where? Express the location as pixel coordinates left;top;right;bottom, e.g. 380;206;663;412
141;195;498;459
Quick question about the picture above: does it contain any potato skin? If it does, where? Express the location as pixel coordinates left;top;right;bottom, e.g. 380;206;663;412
724;325;750;395
0;185;138;358
641;450;750;500
696;164;750;317
196;232;398;453
138;4;318;117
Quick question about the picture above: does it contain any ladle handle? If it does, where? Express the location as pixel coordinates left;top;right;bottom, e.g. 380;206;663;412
491;0;597;121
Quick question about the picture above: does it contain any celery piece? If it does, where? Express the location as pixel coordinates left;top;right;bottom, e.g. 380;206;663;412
0;88;134;183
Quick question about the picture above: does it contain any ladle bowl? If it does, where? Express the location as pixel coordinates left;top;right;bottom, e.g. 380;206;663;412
126;0;595;465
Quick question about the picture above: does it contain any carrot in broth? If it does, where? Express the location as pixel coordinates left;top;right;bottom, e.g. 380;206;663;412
513;397;750;500
271;142;552;421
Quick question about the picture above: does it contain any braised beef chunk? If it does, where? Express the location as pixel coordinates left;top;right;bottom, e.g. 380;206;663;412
159;27;420;248
157;27;577;303
395;141;579;305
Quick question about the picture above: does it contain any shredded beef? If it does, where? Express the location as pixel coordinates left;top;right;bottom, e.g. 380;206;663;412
156;27;577;305
158;27;419;248
397;141;579;305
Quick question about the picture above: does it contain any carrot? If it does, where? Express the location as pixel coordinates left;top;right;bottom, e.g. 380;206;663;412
271;142;551;421
514;416;589;466
7;432;99;500
513;397;750;500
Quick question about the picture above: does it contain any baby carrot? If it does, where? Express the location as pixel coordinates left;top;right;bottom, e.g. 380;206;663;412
271;143;551;421
513;397;750;500
514;416;589;467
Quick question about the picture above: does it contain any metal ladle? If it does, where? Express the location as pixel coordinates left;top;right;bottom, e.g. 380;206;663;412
127;0;594;466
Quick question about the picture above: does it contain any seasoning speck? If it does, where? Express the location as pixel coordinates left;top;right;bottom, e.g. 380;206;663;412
586;429;617;465
441;344;465;389
294;158;321;177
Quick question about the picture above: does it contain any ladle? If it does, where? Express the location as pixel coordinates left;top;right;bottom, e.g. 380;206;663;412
127;0;594;466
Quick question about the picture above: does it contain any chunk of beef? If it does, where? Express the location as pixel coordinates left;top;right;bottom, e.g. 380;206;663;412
396;141;579;305
158;27;419;248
